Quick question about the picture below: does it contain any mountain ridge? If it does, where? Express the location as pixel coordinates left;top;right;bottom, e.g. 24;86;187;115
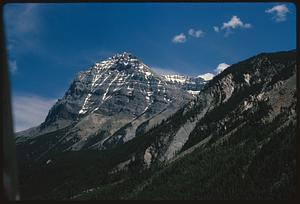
15;50;296;200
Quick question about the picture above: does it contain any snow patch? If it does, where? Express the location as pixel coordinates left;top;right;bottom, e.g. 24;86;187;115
164;75;188;84
79;93;92;114
197;73;214;81
102;73;120;101
187;90;200;95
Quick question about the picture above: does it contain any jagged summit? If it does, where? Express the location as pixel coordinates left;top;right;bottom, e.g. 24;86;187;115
89;52;141;73
85;53;165;81
110;52;136;59
107;52;139;65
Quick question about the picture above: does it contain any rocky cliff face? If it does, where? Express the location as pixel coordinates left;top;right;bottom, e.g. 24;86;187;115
135;50;296;165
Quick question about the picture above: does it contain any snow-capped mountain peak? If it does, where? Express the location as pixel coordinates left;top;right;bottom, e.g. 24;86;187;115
163;74;189;84
197;73;215;81
24;52;195;151
162;74;206;93
17;52;207;153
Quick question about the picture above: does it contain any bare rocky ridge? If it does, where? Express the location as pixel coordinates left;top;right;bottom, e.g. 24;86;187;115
137;50;296;166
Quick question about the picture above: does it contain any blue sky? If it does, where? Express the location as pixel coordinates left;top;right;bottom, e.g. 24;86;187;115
3;2;296;131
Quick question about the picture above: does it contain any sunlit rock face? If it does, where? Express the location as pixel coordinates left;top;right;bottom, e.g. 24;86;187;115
16;52;196;153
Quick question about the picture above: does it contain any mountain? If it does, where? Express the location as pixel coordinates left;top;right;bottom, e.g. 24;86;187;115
16;50;296;200
163;74;207;95
16;52;205;159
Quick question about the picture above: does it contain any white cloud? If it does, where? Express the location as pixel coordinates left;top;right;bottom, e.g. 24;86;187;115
151;66;181;75
215;63;231;74
197;73;215;81
9;60;17;74
213;26;219;32
188;28;204;38
197;63;230;81
265;4;289;22
221;16;252;30
172;33;187;43
12;94;56;132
